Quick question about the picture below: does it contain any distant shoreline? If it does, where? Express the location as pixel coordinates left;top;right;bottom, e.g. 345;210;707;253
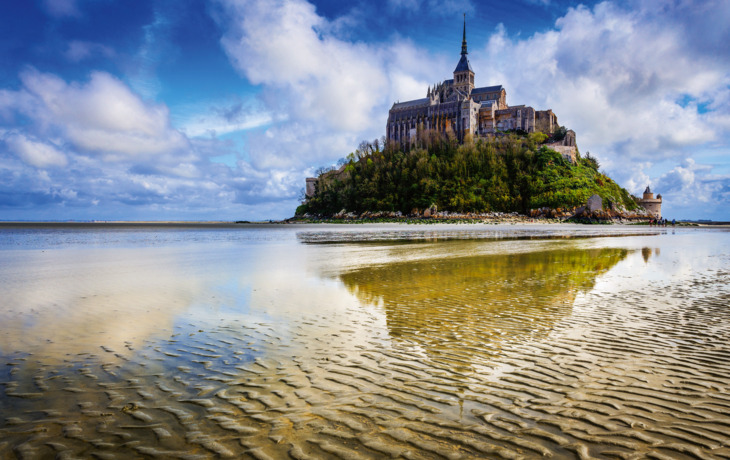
0;220;727;228
0;221;281;228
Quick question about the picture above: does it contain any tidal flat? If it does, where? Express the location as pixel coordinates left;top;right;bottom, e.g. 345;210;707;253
1;223;729;459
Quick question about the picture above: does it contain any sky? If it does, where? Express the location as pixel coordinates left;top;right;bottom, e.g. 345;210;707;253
0;0;728;221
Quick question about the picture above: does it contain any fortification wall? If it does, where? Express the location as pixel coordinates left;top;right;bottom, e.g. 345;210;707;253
549;145;577;164
640;199;662;219
536;110;558;134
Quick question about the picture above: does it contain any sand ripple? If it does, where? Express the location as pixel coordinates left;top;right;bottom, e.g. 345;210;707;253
2;237;730;458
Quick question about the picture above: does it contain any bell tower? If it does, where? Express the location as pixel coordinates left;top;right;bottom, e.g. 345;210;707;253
453;15;474;96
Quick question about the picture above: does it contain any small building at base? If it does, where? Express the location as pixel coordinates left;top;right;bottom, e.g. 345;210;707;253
638;186;662;219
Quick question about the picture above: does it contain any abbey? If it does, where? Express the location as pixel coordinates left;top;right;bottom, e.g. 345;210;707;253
387;19;559;144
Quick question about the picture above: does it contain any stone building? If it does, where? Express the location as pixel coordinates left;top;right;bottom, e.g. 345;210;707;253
306;19;569;199
638;186;662;218
387;18;559;146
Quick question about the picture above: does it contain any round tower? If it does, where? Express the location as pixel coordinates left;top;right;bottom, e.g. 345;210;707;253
643;186;654;200
639;185;662;219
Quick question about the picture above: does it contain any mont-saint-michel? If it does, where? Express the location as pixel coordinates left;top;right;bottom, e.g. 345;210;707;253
301;19;661;222
2;2;730;459
386;19;562;149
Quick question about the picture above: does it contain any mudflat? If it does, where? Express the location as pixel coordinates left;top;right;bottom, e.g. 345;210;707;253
1;223;728;458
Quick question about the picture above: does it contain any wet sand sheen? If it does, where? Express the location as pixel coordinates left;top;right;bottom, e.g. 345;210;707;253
1;225;729;459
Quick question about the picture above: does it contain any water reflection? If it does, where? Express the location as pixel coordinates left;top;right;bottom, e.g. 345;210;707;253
340;247;629;366
640;246;662;263
0;248;204;363
2;228;730;459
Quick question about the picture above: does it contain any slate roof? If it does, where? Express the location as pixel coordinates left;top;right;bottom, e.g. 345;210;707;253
471;85;503;95
391;98;429;110
454;55;473;73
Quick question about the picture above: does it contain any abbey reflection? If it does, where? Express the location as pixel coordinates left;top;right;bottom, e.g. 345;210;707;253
339;246;630;366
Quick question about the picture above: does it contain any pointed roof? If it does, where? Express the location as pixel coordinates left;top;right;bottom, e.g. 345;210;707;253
461;14;468;56
454;55;473;73
454;15;473;73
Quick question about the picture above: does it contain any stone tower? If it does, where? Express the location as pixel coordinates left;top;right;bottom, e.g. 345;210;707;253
639;185;662;219
453;15;474;96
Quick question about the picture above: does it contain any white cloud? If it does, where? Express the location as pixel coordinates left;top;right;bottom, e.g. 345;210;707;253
247;122;356;170
466;0;729;211
645;157;730;219
4;133;68;168
214;0;448;173
8;70;188;157
474;2;726;157
3;0;727;220
210;0;729;219
654;158;714;204
0;70;308;219
180;110;275;138
219;0;389;132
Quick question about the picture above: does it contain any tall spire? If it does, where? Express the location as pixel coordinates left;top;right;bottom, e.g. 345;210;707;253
461;13;468;56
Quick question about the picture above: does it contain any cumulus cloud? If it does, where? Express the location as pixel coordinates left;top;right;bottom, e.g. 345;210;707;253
4;0;727;220
4;133;68;168
647;158;730;219
209;0;729;218
468;0;730;201
0;70;307;219
5;69;188;157
214;0;447;173
218;0;389;132
475;3;724;149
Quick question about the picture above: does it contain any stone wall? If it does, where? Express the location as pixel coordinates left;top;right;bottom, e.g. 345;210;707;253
494;106;536;133
535;110;558;134
471;89;507;109
546;129;577;163
549;145;577;164
305;164;348;199
305;178;317;198
639;199;662;219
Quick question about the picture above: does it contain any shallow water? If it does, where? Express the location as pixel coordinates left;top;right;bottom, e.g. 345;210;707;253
1;223;729;459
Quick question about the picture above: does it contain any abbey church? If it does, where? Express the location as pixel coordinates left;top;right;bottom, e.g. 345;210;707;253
387;19;559;144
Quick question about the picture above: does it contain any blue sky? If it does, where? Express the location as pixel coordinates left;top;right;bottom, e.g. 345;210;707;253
1;0;728;221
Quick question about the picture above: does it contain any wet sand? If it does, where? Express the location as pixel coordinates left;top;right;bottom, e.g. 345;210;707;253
1;224;729;459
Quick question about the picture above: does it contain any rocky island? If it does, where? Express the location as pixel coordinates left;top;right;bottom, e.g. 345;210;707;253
298;19;661;223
